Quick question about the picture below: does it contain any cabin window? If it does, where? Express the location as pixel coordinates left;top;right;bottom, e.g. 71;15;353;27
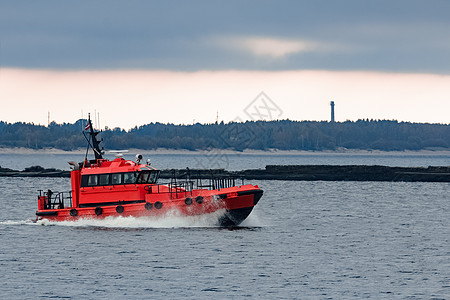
149;171;159;183
124;172;138;184
81;172;138;187
99;174;110;185
111;173;122;185
137;171;150;184
87;175;98;186
137;170;160;184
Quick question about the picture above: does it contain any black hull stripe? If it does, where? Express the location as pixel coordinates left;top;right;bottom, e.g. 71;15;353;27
79;200;145;208
237;189;263;196
36;211;58;216
237;189;264;205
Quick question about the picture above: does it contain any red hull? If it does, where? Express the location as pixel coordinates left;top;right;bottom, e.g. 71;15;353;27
36;184;263;226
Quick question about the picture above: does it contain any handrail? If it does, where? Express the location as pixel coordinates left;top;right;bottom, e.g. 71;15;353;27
146;169;244;198
38;189;72;209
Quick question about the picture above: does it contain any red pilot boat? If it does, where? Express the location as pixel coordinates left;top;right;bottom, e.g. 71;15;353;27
36;116;263;226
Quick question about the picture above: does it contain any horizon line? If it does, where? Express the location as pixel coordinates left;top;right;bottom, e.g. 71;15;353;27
1;118;449;131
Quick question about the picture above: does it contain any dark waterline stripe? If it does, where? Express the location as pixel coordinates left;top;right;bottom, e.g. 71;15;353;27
79;200;145;208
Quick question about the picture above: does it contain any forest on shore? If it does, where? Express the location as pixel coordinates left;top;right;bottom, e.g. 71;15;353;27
0;119;449;151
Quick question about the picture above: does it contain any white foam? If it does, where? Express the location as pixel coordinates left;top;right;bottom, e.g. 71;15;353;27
1;208;263;228
30;208;229;228
0;219;35;226
240;211;263;227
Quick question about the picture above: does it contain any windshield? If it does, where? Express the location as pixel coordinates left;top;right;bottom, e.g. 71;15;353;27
136;170;160;184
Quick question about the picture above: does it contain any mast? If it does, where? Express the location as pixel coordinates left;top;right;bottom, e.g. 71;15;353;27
84;113;103;160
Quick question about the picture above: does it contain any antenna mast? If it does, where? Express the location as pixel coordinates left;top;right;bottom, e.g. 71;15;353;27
84;113;103;160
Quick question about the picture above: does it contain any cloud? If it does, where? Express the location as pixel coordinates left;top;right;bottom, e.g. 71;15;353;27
2;1;450;72
209;36;354;61
212;36;320;58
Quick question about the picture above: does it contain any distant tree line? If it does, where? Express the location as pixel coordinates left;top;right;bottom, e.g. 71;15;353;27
0;119;449;151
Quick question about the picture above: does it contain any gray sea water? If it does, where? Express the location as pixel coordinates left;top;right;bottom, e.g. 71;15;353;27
1;150;450;171
0;153;449;299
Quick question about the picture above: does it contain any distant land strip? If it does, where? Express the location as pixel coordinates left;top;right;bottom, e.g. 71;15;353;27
1;119;449;151
1;165;450;182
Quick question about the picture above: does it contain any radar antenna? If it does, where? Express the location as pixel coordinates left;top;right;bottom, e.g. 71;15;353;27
82;113;104;160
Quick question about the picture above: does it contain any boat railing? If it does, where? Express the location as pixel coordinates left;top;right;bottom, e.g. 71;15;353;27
195;169;244;191
148;168;244;198
168;180;194;198
38;189;72;209
150;180;194;199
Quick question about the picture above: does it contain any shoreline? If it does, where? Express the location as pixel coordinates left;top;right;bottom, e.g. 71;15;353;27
1;147;450;156
1;165;450;182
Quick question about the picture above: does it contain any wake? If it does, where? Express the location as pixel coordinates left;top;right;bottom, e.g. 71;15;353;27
0;209;261;228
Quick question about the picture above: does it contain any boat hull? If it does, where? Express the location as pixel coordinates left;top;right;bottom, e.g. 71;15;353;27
36;186;263;226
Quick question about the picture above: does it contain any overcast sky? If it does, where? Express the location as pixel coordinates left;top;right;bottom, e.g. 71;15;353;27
1;1;450;128
2;0;450;72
